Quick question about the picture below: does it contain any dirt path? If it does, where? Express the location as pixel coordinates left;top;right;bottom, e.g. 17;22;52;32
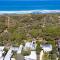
40;50;44;60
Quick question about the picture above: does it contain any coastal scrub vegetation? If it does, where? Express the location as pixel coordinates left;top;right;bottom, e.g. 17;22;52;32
0;14;60;46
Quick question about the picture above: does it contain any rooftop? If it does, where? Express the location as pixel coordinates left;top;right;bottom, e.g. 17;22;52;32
40;44;52;52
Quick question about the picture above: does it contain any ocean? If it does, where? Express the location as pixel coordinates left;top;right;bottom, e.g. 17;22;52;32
0;1;60;11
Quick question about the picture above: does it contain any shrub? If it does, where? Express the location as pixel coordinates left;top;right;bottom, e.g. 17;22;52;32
3;48;8;56
21;50;31;56
36;41;42;54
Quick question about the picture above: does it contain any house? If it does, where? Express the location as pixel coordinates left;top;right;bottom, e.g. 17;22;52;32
24;41;36;50
0;46;4;51
56;39;60;48
24;51;37;60
0;46;4;60
0;46;4;57
4;48;13;60
56;39;60;54
11;58;16;60
40;44;52;52
11;47;19;52
17;45;23;54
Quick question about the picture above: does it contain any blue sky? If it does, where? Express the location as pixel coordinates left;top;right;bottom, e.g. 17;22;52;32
0;0;60;1
0;0;60;10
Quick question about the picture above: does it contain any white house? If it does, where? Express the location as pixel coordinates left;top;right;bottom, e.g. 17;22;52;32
0;46;4;57
4;48;13;60
0;46;4;60
11;58;16;60
0;46;4;51
11;47;19;52
24;42;36;50
0;57;4;60
40;44;52;52
24;51;37;60
17;45;23;54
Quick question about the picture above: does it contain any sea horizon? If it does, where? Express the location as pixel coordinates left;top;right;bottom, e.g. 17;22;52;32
0;10;60;14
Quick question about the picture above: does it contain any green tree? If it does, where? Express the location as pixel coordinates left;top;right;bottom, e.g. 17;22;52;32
36;41;42;60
